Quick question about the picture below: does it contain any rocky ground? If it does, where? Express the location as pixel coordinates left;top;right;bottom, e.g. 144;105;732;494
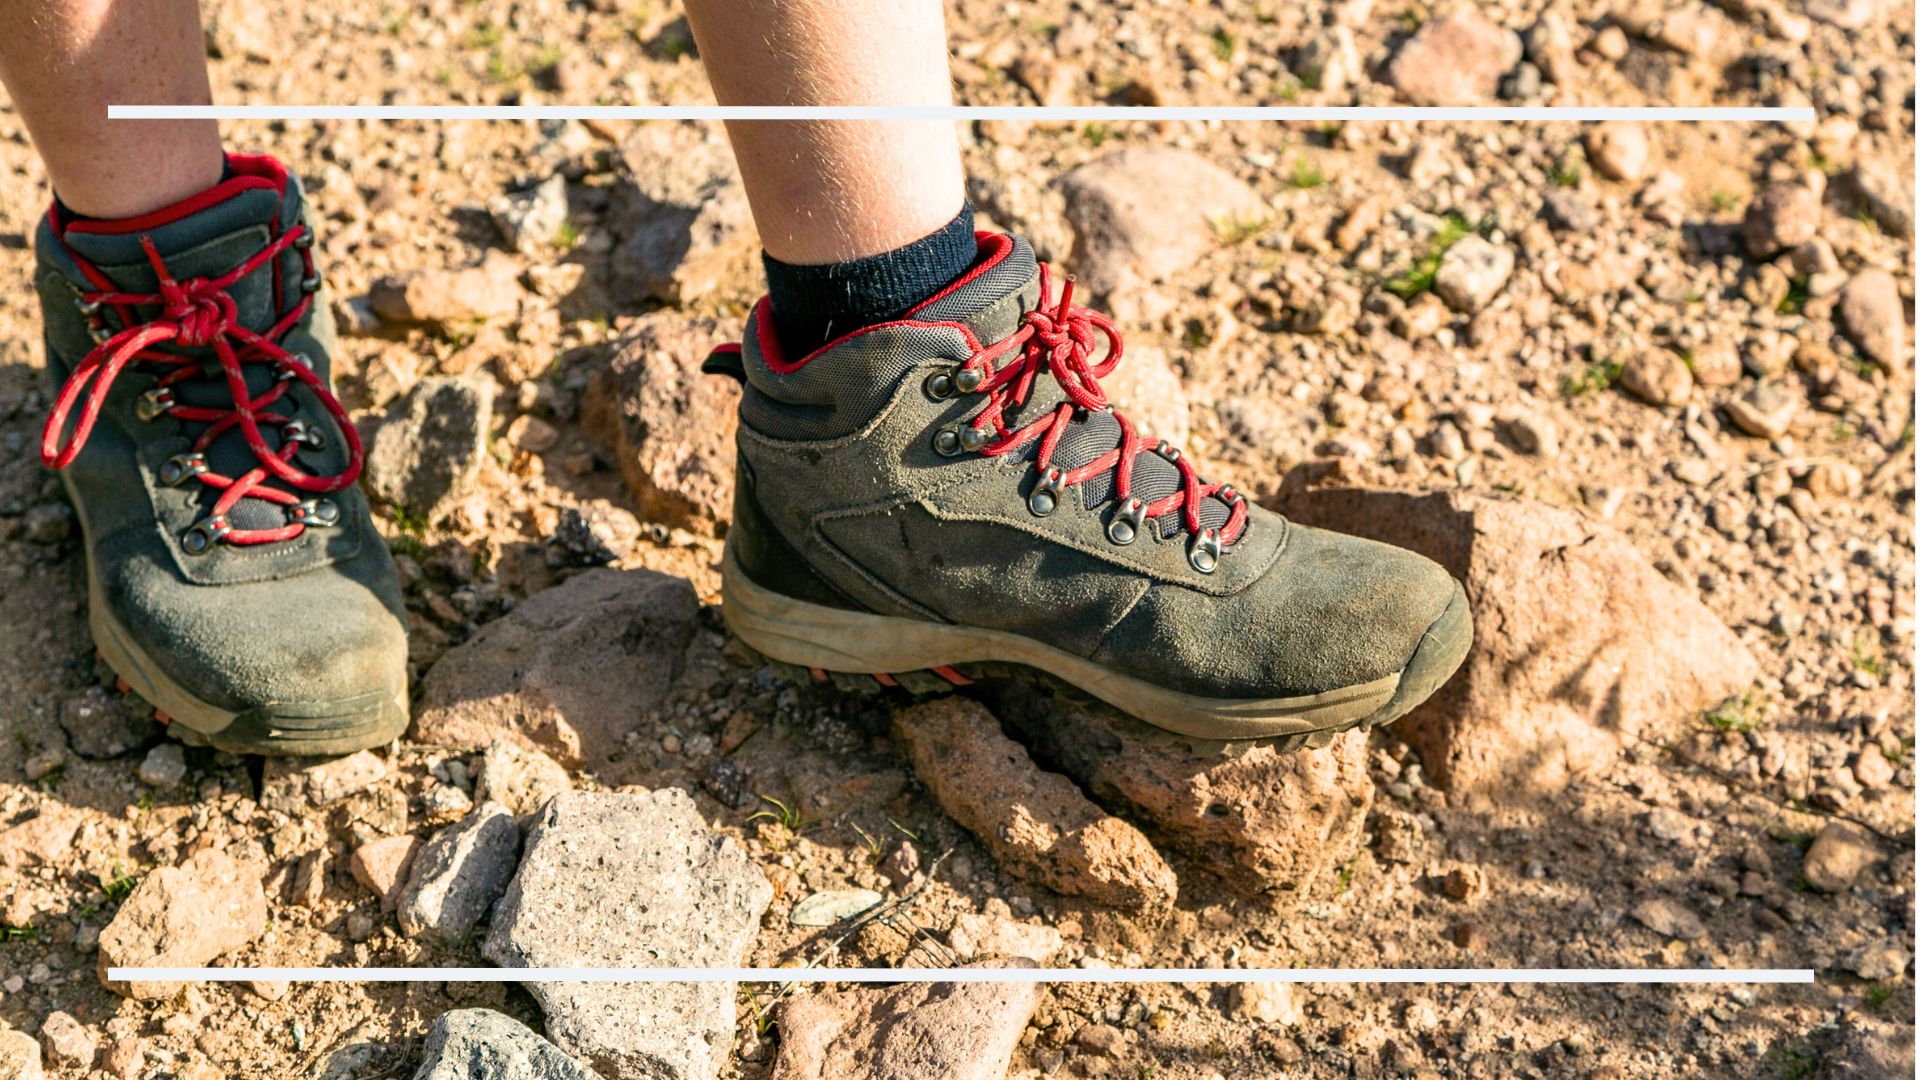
0;1;1915;1078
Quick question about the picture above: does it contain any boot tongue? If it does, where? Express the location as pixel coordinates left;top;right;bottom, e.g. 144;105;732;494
926;237;1233;541
909;233;1043;346
60;182;305;532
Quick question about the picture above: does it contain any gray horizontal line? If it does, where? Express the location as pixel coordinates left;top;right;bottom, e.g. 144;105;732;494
107;966;1818;984
109;104;1817;123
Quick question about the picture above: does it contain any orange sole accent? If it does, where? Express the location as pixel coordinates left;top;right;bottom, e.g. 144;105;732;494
931;665;973;686
153;710;171;725
873;672;899;687
808;667;829;683
114;676;131;694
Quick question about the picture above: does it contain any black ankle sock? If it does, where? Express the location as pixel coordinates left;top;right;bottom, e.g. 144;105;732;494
762;203;978;354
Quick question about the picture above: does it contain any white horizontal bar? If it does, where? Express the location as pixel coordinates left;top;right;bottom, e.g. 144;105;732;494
109;104;1817;123
108;966;1816;985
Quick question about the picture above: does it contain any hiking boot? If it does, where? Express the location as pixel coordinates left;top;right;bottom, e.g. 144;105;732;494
35;154;408;756
710;233;1471;743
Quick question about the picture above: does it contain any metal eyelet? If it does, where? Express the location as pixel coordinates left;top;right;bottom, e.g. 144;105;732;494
1028;468;1066;517
300;274;323;293
290;499;340;527
88;323;111;345
1107;497;1146;545
953;366;985;394
276;352;314;382
157;453;209;487
1188;529;1223;574
293;229;315;250
281;420;327;451
933;428;964;457
73;297;102;316
924;371;957;400
135;388;175;422
1218;484;1239;506
959;426;991;453
181;516;231;555
1155;439;1181;463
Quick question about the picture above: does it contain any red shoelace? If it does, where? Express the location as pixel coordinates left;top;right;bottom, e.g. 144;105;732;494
953;264;1248;549
40;228;361;549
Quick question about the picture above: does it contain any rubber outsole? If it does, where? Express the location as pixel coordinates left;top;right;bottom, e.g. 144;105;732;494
721;543;1472;744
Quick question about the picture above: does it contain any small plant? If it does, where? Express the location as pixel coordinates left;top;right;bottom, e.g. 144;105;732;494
886;816;919;842
1710;189;1740;213
555;219;582;251
102;866;139;903
1385;214;1472;299
1703;690;1766;733
1865;982;1895;1010
848;823;882;862
1777;275;1812;315
465;21;504;49
1561;358;1624;398
1209;210;1270;245
1210;27;1237;61
1547;154;1583;188
746;793;805;832
1777;1038;1821;1080
1082;121;1111;147
1851;630;1889;683
0;925;38;943
1288;157;1327;190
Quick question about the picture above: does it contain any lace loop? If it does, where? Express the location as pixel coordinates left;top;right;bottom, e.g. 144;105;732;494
954;264;1248;548
39;226;363;549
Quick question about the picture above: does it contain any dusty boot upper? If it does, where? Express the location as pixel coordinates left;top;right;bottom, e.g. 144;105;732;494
724;233;1462;703
35;154;408;753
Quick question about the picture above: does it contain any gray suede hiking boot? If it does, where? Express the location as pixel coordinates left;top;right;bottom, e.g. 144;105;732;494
34;154;408;756
711;233;1471;744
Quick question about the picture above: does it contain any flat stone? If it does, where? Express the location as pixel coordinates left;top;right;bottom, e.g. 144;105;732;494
1629;896;1706;941
370;251;523;324
482;790;772;1080
475;739;574;822
1846;160;1913;236
1387;10;1522;105
1802;822;1882;893
891;698;1177;910
97;848;268;999
363;376;495;522
260;751;389;814
1837;268;1906;370
412;1009;597;1080
1055;148;1267;296
0;807;85;872
771;963;1042;1080
412;569;700;769
1230;982;1301;1025
610;122;758;304
579;312;739;536
397;803;521;945
1274;462;1760;797
349;834;422;911
489;174;570;255
788;889;884;927
993;688;1374;896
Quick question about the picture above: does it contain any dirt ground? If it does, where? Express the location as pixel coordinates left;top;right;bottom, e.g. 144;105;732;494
0;0;1915;1078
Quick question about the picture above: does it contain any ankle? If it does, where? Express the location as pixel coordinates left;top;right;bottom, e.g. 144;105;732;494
761;203;979;354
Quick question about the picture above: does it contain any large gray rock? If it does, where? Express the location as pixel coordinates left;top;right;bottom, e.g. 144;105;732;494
610;122;758;304
482;790;773;1080
412;1009;596;1080
362;376;494;521
397;803;521;945
1273;460;1760;798
411;569;700;768
771;963;1043;1080
579;312;739;536
1055;148;1266;296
